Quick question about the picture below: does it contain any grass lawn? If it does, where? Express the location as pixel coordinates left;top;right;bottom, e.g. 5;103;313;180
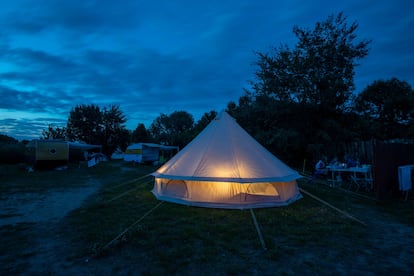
1;160;414;274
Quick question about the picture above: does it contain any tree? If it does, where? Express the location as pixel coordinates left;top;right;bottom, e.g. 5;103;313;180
102;105;129;155
193;110;218;134
231;13;371;166
149;111;194;148
148;113;169;144
354;78;414;139
66;104;129;155
0;134;25;164
131;123;151;143
66;104;103;144
253;12;371;114
41;124;66;140
0;134;18;143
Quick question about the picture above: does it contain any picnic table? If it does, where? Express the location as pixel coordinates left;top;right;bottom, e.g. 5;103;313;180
326;165;373;191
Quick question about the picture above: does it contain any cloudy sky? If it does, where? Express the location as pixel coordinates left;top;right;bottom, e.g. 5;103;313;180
1;0;413;140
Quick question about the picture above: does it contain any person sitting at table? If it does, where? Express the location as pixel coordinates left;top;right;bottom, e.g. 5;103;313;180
329;157;339;168
311;158;328;181
316;159;325;170
346;155;357;168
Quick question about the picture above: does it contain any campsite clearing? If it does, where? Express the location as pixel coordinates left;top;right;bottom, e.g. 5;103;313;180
1;161;414;274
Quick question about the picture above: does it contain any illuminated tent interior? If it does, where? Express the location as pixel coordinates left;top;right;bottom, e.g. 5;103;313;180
151;111;302;209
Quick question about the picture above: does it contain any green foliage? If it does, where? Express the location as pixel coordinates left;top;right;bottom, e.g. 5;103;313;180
41;124;66;139
0;134;18;144
65;104;129;156
254;12;370;113
355;78;414;139
66;104;103;144
230;12;372;166
0;134;24;164
102;105;129;155
147;110;218;149
149;111;194;148
131;123;151;144
0;142;26;164
192;110;218;134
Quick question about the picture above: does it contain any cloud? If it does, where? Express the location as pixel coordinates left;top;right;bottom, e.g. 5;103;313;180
0;0;413;140
0;116;67;141
2;1;142;34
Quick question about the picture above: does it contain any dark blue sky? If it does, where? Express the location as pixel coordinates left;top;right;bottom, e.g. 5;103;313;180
1;0;413;140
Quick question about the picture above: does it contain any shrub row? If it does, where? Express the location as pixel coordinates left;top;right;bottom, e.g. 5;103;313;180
0;143;26;164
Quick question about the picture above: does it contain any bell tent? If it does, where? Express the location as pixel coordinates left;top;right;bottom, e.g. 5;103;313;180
151;111;302;209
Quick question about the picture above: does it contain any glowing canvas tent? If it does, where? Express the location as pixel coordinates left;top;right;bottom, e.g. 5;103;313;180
151;111;302;209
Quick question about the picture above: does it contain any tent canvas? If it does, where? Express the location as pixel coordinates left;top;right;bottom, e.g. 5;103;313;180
151;111;302;209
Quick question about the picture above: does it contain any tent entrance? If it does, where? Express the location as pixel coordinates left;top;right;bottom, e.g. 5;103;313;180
245;183;280;196
243;182;281;202
162;179;188;199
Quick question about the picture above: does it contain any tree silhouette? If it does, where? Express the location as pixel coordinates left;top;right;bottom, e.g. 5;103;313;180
149;111;194;148
131;123;151;143
355;78;414;139
65;104;129;155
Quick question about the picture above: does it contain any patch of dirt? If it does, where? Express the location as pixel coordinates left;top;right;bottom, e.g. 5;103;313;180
0;180;100;226
350;204;414;273
0;178;102;274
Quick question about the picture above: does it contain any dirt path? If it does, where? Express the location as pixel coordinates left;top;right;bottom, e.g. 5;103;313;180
0;179;102;274
349;203;414;273
0;181;100;226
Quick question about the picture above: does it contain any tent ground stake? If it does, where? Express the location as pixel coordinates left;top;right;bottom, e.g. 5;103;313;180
250;209;267;250
299;187;367;226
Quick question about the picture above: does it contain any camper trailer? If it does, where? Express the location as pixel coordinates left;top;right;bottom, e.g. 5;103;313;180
26;139;69;168
124;143;178;164
26;139;103;169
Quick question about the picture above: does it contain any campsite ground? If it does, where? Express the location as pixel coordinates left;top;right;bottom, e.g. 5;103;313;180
1;161;414;275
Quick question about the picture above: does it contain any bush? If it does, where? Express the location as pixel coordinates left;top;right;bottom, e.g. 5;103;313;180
0;143;26;164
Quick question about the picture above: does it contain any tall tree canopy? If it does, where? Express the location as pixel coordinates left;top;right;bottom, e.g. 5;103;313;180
131;123;151;144
253;12;371;113
192;110;218;134
231;13;371;165
66;104;128;155
66;104;103;144
149;111;194;148
102;105;129;154
355;78;414;139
